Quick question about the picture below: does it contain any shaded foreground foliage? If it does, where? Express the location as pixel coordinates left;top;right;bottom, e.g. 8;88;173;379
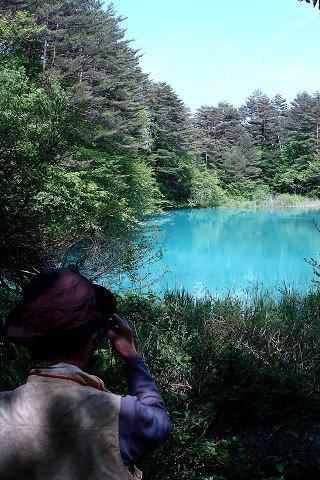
2;288;320;479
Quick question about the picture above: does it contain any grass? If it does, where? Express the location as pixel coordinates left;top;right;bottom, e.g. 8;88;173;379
222;193;320;209
114;289;320;479
1;287;320;478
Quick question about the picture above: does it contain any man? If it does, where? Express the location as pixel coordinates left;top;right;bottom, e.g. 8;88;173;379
0;268;172;479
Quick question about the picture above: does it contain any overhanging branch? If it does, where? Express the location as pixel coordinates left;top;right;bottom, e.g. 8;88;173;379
299;0;320;9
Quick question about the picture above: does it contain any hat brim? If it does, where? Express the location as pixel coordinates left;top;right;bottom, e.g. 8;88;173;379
4;284;117;344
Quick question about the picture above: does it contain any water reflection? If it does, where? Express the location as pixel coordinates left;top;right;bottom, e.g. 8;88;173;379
138;208;320;296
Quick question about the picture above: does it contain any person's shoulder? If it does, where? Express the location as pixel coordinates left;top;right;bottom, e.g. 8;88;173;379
85;387;121;403
0;384;26;400
0;390;13;400
78;386;122;411
0;385;27;423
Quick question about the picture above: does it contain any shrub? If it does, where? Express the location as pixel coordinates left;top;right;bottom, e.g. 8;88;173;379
2;287;320;478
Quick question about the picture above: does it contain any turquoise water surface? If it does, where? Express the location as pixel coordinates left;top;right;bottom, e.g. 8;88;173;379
130;208;320;296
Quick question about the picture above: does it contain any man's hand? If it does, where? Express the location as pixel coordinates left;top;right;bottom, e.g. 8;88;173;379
107;314;138;361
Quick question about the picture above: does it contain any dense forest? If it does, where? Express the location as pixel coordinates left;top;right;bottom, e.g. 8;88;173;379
0;0;319;289
1;2;320;479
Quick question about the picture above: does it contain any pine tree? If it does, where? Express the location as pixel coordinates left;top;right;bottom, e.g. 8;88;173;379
0;1;162;287
242;90;287;187
274;91;320;194
242;90;278;147
286;91;320;161
145;81;193;205
1;0;147;148
192;102;242;167
219;131;262;194
272;94;288;153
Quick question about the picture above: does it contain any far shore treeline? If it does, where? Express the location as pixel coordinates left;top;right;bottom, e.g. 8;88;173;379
0;0;320;288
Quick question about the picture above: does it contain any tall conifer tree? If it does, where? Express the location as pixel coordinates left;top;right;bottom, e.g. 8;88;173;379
145;81;193;205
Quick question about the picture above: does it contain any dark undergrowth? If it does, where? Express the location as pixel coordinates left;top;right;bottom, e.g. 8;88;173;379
1;287;320;479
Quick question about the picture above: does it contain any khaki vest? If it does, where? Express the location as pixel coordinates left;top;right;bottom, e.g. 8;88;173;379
0;375;142;480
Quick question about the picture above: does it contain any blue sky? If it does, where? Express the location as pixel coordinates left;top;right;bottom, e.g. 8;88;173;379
108;0;320;112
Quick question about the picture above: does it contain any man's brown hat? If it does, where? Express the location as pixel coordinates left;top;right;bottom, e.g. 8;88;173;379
4;268;116;345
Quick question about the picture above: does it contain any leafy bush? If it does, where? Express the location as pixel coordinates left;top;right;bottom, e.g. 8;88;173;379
115;289;320;479
188;166;225;208
2;287;320;478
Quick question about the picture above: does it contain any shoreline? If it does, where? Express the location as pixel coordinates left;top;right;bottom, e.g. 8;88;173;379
160;202;320;213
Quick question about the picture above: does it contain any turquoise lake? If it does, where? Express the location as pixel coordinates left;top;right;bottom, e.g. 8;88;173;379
132;208;320;297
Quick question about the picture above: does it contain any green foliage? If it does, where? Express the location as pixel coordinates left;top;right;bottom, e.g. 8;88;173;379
0;290;320;480
2;285;320;477
0;11;41;47
0;5;162;289
0;66;76;284
1;2;319;248
219;143;261;186
117;289;320;479
224;178;264;201
301;159;320;197
269;193;319;207
0;2;320;479
188;166;225;208
32;167;83;236
192;102;242;169
121;159;164;215
0;11;44;72
145;82;194;206
59;147;164;282
0;289;31;390
0;288;310;479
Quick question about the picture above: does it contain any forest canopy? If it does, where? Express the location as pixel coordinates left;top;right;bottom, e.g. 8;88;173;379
0;0;319;290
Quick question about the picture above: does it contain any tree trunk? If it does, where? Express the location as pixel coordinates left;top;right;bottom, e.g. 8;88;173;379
42;37;48;81
52;23;59;66
78;66;83;83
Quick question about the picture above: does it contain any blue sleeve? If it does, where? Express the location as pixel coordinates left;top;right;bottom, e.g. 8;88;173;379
119;356;172;467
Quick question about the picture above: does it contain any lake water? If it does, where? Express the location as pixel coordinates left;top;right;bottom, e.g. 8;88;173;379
132;208;320;297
